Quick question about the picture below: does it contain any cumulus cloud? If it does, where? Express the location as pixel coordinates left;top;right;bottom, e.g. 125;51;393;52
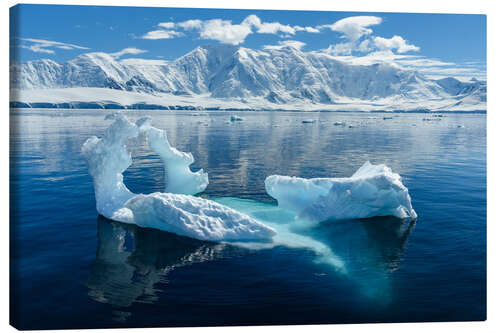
177;19;203;30
318;16;382;41
16;38;89;54
142;14;319;45
242;14;308;35
319;16;420;56
263;40;306;50
198;19;253;45
373;35;420;53
317;16;383;55
157;22;175;29
110;47;147;58
142;29;184;40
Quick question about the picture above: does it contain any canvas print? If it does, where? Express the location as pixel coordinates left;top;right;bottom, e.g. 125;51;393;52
9;4;486;330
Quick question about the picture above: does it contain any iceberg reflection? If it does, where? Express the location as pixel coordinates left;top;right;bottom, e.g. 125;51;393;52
87;216;226;310
306;216;416;303
216;197;416;303
87;198;416;313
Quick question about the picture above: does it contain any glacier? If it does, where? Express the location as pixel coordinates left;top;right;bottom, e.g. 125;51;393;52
265;161;417;222
10;44;486;112
81;113;276;241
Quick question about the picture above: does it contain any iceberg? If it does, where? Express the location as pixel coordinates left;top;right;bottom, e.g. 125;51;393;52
136;117;208;195
126;193;276;241
82;113;275;241
265;161;417;222
230;115;244;121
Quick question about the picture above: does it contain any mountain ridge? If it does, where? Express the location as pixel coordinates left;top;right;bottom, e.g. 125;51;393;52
10;44;486;111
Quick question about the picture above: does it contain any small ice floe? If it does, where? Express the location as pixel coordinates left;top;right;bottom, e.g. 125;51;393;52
230;115;244;122
348;124;356;128
457;124;465;128
432;114;445;118
333;121;345;126
302;119;316;124
422;117;441;121
383;116;393;120
191;112;209;116
265;161;417;222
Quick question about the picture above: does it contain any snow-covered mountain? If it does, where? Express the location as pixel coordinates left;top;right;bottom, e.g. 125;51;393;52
10;44;486;111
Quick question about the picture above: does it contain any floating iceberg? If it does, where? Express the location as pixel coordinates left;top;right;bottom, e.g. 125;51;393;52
230;115;244;121
265;161;417;222
82;113;275;241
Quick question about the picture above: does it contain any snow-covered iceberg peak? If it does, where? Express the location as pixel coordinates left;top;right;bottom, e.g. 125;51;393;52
265;161;417;222
82;113;275;242
136;117;208;195
81;113;139;221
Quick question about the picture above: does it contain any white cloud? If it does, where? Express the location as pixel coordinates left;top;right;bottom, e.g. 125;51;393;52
19;44;55;54
198;19;253;45
16;38;89;54
241;15;261;27
242;15;294;35
142;29;184;40
326;42;361;56
297;26;321;33
321;50;485;81
110;47;147;58
358;39;373;53
257;22;296;34
142;15;320;45
318;16;382;41
243;14;319;35
158;22;175;29
263;40;306;50
318;16;384;55
177;19;203;30
318;16;420;56
373;35;420;53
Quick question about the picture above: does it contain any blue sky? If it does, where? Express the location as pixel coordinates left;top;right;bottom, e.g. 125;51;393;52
10;4;486;80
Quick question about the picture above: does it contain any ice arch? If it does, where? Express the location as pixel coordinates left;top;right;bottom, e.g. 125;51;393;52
136;117;208;195
82;113;276;241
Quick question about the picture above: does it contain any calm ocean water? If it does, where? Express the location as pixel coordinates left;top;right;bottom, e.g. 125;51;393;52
10;109;486;329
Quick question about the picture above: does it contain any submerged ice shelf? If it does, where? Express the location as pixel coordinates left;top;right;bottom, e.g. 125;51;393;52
82;113;275;241
82;114;416;244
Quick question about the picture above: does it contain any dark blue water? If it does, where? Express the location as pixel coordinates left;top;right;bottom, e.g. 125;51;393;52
10;110;486;329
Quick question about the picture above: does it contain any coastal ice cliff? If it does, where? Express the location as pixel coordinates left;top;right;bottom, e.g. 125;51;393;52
265;161;417;222
82;114;276;241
